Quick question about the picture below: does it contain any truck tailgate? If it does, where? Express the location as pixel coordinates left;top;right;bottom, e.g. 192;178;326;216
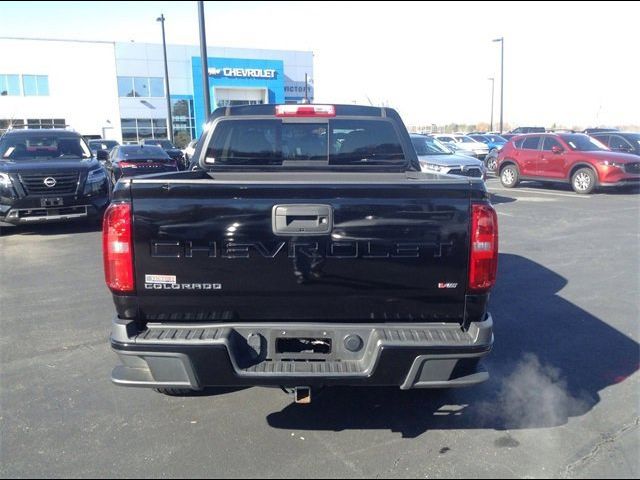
129;172;471;323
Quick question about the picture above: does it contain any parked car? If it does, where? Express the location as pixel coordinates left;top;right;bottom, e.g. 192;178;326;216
106;103;497;401
497;133;640;194
499;133;517;141
467;134;507;153
100;144;179;184
141;139;187;170
509;127;545;134
590;132;640;156
467;134;508;172
431;134;489;159
183;139;198;163
0;129;110;226
583;128;619;135
438;141;477;158
411;134;486;180
88;139;120;156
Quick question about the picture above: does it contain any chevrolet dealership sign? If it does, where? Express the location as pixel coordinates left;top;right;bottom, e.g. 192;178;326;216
208;67;277;79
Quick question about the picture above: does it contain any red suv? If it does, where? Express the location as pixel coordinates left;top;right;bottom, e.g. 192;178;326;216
497;133;640;194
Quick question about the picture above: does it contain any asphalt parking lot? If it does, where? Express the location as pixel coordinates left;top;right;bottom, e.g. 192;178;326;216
1;177;638;479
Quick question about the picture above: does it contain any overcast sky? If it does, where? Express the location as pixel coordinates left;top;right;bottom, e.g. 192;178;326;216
1;1;638;128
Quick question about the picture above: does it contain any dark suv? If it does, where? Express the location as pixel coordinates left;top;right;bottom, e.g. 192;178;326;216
509;127;546;134
590;132;640;157
0;129;110;226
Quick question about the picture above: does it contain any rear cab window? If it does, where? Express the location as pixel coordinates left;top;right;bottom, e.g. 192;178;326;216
205;118;406;167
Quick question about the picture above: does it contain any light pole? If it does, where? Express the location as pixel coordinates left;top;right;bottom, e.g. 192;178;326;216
303;73;309;104
198;1;211;120
493;37;504;133
488;77;495;132
157;14;173;142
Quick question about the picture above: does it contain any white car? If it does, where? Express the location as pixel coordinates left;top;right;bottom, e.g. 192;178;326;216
411;135;486;181
431;134;489;159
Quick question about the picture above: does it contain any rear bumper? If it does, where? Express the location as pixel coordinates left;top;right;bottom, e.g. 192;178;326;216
110;315;494;390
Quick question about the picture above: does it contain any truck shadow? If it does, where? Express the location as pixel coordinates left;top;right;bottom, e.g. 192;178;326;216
489;193;517;205
0;220;101;237
266;253;639;438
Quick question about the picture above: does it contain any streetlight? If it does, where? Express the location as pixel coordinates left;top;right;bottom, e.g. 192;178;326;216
488;77;495;132
198;1;211;120
493;37;504;133
157;14;173;142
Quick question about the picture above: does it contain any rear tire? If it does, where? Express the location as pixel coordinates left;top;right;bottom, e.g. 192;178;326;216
500;164;520;188
486;154;498;173
571;168;596;194
154;388;197;396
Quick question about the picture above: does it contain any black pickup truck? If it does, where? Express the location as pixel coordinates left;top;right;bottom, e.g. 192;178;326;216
105;104;498;402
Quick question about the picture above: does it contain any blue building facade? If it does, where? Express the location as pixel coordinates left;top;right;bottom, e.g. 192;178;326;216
114;42;314;145
191;57;285;137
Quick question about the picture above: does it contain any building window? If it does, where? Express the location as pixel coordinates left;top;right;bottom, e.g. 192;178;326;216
149;78;165;97
0;75;21;96
0;119;10;136
121;118;137;143
117;76;164;98
25;118;66;129
120;118;168;144
23;75;49;96
118;77;134;97
171;97;196;148
0;119;25;135
134;78;149;98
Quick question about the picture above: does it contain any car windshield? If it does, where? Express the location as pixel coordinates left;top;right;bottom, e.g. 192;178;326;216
460;136;479;143
412;136;451;155
146;140;175;149
0;134;92;160
89;140;118;151
485;135;506;143
119;145;169;159
560;134;608;152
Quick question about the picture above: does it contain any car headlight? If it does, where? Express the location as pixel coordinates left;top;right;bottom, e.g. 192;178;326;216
0;172;13;188
423;163;447;173
87;168;107;183
601;160;624;168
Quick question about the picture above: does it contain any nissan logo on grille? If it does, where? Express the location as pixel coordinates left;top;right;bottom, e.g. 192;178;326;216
43;177;57;188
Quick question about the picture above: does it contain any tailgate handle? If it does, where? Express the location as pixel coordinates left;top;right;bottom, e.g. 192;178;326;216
272;205;333;236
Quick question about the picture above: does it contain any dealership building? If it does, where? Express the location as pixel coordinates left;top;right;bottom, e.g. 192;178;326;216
0;37;314;145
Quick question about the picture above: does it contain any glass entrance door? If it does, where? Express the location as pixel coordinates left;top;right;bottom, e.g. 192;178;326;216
214;87;268;108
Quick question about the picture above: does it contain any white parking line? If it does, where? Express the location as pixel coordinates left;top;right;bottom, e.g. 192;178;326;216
488;186;591;199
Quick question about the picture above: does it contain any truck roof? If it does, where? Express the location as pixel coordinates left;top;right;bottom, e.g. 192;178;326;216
212;103;393;119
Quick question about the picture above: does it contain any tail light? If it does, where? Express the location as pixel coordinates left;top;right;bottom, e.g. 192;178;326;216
103;203;135;293
468;204;498;293
119;161;138;168
275;105;336;117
